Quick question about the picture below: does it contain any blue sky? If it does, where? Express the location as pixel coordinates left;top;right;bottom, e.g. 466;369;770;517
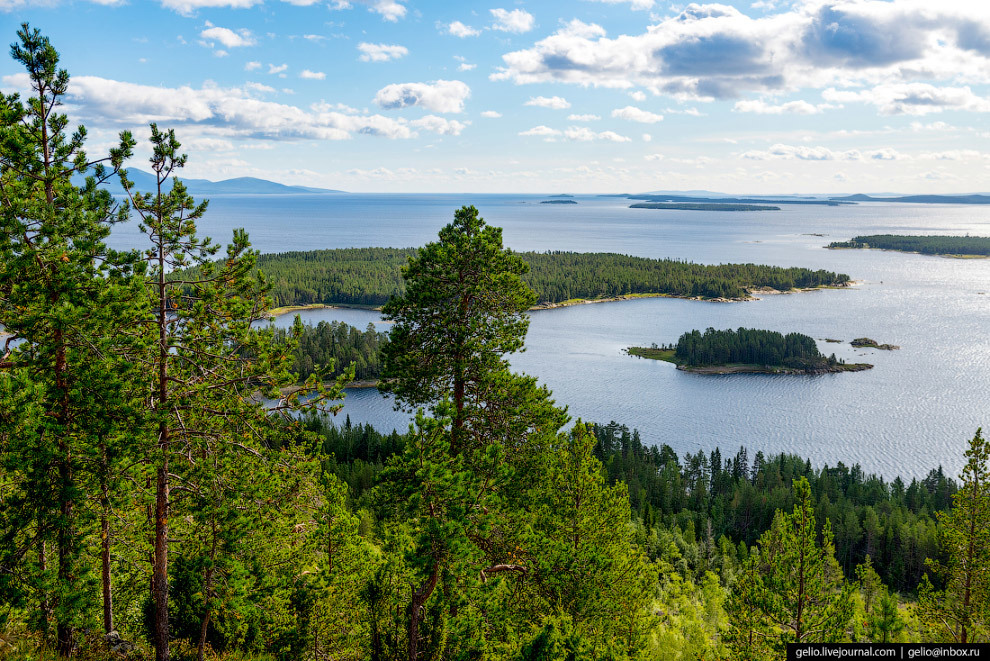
2;0;989;193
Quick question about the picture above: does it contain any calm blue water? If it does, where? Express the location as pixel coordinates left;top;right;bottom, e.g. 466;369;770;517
112;194;990;478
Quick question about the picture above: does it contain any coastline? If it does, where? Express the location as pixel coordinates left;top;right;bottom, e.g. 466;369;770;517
826;246;989;260
265;284;852;319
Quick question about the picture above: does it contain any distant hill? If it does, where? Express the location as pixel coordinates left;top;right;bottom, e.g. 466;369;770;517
90;169;346;195
831;193;990;204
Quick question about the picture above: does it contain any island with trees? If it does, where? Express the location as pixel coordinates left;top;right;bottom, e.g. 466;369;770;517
184;248;852;310
828;235;990;258
629;327;873;374
852;337;900;350
630;202;780;211
540;199;578;204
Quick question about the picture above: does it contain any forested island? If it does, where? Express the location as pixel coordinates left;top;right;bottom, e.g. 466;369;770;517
626;194;849;206
630;202;780;211
828;235;990;257
191;248;851;309
629;328;872;374
5;27;990;661
852;337;900;350
540;199;577;204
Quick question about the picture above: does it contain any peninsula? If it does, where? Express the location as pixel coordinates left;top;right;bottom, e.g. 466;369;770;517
628;328;872;375
827;235;990;258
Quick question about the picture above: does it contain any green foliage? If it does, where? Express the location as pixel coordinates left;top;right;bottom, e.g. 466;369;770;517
917;429;990;643
273;320;386;382
186;247;850;308
725;477;854;658
829;235;990;256
674;327;838;370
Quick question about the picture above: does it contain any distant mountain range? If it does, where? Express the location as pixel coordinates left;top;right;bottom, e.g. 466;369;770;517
92;169;345;195
830;193;990;204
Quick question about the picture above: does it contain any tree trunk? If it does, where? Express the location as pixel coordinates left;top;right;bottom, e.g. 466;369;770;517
101;444;114;634
407;561;440;661
39;542;50;641
152;460;169;661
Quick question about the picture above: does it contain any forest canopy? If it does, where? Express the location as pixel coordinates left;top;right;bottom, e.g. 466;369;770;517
185;248;851;308
827;235;990;257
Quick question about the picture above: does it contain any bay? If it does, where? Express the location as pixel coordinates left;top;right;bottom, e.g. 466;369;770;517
112;194;990;478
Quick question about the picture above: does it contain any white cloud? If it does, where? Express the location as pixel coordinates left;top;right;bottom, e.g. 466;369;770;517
200;26;255;48
563;127;631;142
244;61;261;71
481;110;502;118
302;34;326;42
448;21;480;38
519;125;560;137
822;84;990;116
492;2;990;104
567;113;600;121
585;0;652;10
368;0;405;21
374;79;471;113
611;106;663;123
645;153;664;161
358;42;409;62
6;73;461;141
268;63;288;74
300;69;326;80
629;91;646;102
161;0;261;15
642;133;652;142
733;99;832;115
490;8;534;34
525;95;570;110
739;143;907;162
410;115;469;136
458;63;476;71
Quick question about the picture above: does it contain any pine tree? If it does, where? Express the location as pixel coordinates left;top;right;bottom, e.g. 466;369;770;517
119;125;345;661
918;428;990;643
0;24;138;655
725;477;854;658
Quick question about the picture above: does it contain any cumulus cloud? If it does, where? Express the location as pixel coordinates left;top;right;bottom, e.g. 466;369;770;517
518;125;630;142
161;0;261;15
567;114;600;121
585;0;653;10
0;73;461;141
739;143;906;161
410;115;469;135
458;63;476;71
490;8;534;34
519;125;560;137
733;99;832;114
611;106;663;123
447;21;480;37
244;61;262;71
823;84;990;115
300;69;326;79
481;110;502;118
367;0;405;21
358;42;409;62
268;63;288;74
492;2;990;105
200;25;255;48
525;95;570;109
374;80;471;113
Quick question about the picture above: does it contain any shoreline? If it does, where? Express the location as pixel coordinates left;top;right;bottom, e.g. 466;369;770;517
266;284;851;319
626;347;872;375
826;246;989;260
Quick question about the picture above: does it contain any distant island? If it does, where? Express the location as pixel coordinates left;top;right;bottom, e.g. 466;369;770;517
627;194;849;206
851;337;899;350
540;199;578;204
830;193;990;205
95;169;346;196
628;328;872;375
631;202;780;211
827;235;990;258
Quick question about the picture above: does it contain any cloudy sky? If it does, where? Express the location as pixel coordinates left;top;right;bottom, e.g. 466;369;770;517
2;0;989;193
